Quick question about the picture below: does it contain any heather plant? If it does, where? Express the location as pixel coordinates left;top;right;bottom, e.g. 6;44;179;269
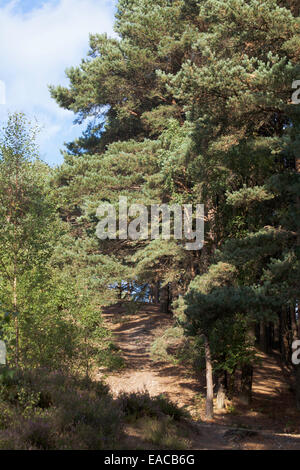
118;390;188;422
0;367;187;450
0;368;122;450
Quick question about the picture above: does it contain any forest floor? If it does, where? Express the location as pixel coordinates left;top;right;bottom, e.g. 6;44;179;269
98;303;300;450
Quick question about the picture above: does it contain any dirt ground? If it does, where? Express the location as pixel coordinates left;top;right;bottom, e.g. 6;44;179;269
98;303;300;450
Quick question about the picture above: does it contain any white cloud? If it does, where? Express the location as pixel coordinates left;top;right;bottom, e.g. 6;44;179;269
0;0;116;164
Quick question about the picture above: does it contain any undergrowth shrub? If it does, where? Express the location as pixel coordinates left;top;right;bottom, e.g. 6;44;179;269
118;390;188;421
21;418;55;450
150;326;185;363
0;367;122;450
123;301;141;316
100;344;126;371
151;324;205;372
0;368;188;449
140;416;189;450
155;394;188;421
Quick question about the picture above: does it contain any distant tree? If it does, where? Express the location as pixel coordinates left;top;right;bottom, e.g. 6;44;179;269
0;113;57;365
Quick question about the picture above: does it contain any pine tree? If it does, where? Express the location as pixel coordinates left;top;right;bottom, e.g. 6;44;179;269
50;0;300;413
168;0;300;413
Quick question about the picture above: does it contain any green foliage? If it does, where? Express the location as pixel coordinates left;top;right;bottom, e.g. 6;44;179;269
124;300;141;315
151;325;185;363
210;316;257;375
100;343;126;371
118;390;188;422
0;368;122;450
139;416;189;449
0;368;189;450
0;113;119;377
0;0;298;436
49;0;300;313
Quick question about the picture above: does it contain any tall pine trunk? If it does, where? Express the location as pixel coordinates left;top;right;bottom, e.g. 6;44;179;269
280;307;291;365
216;372;226;410
154;282;160;304
160;285;170;313
295;156;300;409
203;334;214;419
239;364;253;406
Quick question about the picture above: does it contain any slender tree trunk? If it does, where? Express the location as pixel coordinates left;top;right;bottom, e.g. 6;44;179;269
265;323;272;353
254;322;260;344
269;322;275;350
280;307;291;365
203;334;214;419
259;322;271;353
85;334;89;379
239;364;253;406
154;282;160;304
274;314;280;351
118;282;122;300
295;155;300;409
13;274;19;367
239;324;255;405
160;285;170;313
216;373;226;410
291;306;298;342
13;159;19;367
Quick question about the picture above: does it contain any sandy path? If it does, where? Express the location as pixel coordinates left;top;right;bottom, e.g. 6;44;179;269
99;303;202;411
98;303;300;449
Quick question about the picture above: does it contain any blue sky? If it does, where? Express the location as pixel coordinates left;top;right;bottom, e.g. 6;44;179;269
0;0;116;166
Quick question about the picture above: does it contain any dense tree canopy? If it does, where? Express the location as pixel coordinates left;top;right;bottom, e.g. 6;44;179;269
48;0;300;416
0;0;299;431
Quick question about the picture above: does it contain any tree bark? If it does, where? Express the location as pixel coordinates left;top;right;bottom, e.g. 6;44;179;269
154;282;160;304
259;322;272;353
203;334;214;419
296;355;300;411
118;282;122;300
216;373;226;410
291;305;298;341
13;274;19;367
280;307;291;365
160;285;170;313
239;363;253;406
295;155;300;409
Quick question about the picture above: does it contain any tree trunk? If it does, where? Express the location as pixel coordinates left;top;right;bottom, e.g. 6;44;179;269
13;274;19;367
273;315;280;351
154;282;160;304
160;285;170;313
216;373;226;410
85;335;89;379
259;322;271;353
239;363;253;406
280;307;291;365
227;369;236;399
203;334;214;419
291;305;298;341
295;155;300;409
118;282;122;300
291;303;300;409
269;322;275;350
